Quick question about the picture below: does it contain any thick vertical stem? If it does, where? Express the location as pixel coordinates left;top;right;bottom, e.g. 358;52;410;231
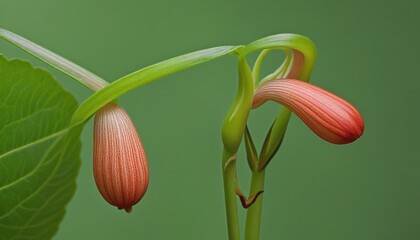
222;149;240;240
221;54;254;239
245;170;266;240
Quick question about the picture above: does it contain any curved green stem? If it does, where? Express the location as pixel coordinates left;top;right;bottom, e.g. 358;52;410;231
252;48;291;87
242;33;317;82
251;49;270;86
0;28;109;91
221;55;255;239
71;46;242;125
259;49;292;85
245;170;266;240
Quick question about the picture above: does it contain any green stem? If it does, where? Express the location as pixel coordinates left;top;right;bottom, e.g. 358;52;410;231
245;170;266;240
242;33;317;82
251;49;270;86
222;149;241;240
221;55;254;240
71;46;242;125
252;48;291;87
259;49;292;86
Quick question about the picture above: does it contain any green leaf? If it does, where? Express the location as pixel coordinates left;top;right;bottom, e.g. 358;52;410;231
0;28;109;91
71;45;242;124
244;125;258;172
0;55;82;240
257;111;290;171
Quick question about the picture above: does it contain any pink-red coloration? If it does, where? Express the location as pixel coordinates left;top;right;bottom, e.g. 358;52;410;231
253;79;364;144
286;50;304;79
93;103;149;213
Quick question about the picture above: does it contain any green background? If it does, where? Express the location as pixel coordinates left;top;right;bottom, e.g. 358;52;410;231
1;0;419;239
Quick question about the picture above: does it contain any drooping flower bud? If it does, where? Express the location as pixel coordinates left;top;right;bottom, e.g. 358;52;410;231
253;79;364;144
93;103;149;213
